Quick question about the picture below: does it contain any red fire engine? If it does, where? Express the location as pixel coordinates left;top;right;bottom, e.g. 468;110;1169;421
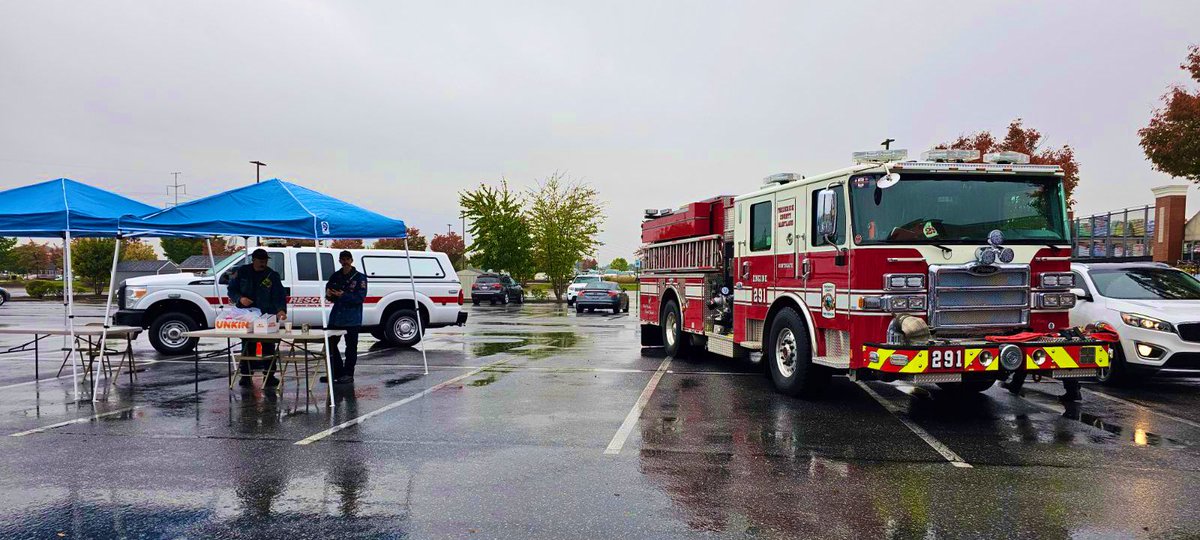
638;148;1112;397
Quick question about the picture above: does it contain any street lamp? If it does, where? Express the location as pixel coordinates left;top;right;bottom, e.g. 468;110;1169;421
250;161;266;183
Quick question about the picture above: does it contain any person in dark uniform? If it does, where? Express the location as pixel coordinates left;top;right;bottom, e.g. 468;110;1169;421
322;250;367;385
228;248;288;387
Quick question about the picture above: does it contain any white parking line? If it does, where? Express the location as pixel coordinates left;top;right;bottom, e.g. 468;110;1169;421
856;381;972;468
604;357;672;455
0;360;161;391
1085;388;1200;430
294;359;510;446
9;406;139;437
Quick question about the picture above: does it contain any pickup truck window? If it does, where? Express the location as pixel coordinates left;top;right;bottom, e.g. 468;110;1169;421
297;252;335;281
361;256;446;279
217;252;286;283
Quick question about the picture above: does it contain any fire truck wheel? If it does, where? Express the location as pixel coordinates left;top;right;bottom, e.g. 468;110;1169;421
1097;345;1133;386
936;380;995;394
661;298;690;358
766;308;827;398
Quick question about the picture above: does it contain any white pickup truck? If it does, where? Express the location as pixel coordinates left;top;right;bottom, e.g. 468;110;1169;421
115;247;468;355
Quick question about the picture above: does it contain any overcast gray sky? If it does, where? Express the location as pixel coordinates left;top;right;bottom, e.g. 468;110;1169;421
2;1;1198;262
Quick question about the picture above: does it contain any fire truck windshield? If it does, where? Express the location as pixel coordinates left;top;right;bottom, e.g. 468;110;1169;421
848;173;1068;245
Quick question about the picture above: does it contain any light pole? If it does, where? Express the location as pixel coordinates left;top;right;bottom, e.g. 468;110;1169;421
250;161;266;183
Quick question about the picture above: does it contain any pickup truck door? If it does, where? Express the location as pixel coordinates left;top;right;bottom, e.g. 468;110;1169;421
291;251;336;326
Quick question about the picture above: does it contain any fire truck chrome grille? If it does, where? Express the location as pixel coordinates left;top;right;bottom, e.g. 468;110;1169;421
1053;369;1098;379
929;264;1029;331
910;373;963;383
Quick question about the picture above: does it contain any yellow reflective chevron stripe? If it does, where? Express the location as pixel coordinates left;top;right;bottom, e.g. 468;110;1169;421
964;349;981;369
870;348;893;370
1045;346;1077;368
1095;346;1111;367
899;350;929;373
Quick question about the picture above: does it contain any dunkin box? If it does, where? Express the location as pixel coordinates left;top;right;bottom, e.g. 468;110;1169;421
252;315;279;334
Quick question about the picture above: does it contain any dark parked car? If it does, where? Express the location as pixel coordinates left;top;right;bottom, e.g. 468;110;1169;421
575;281;629;314
0;287;8;306
471;274;523;305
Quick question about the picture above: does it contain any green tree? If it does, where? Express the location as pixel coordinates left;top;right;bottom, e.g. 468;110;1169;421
528;173;604;300
71;238;117;294
1140;45;1200;182
160;237;204;264
609;257;630;271
0;237;18;272
460;180;534;281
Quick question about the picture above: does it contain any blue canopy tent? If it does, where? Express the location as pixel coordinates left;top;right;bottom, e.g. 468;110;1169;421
0;178;159;399
120;179;418;406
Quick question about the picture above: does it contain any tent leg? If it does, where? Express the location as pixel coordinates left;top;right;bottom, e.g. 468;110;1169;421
403;237;429;375
64;232;79;400
315;238;336;410
94;237;121;401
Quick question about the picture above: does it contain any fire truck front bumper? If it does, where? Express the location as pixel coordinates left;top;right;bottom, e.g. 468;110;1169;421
858;341;1112;383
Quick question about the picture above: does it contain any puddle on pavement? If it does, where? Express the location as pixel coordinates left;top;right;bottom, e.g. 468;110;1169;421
384;373;424;387
469;331;581;360
1060;408;1184;448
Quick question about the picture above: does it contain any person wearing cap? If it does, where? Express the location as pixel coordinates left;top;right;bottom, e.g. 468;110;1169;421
228;248;288;387
321;250;367;384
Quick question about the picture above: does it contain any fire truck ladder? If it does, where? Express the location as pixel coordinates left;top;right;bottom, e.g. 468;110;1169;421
641;234;724;273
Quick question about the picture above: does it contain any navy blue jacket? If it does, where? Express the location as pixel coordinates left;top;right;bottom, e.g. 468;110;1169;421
326;268;367;327
227;264;287;316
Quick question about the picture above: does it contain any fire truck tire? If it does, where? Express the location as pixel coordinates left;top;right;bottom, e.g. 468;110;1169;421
936;380;995;394
661;298;690;358
766;308;827;398
1097;345;1133;386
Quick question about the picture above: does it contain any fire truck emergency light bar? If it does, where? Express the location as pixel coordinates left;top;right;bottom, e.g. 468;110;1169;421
921;149;980;163
984;151;1031;164
852;149;908;164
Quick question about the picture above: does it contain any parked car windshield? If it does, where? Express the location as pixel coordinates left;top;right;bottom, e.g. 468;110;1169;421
849;173;1069;245
573;275;601;283
1089;267;1200;300
585;281;619;290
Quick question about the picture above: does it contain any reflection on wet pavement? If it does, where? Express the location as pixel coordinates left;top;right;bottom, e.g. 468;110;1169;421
0;301;1198;538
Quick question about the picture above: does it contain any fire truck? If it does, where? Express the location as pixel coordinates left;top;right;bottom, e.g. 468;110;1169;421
638;148;1112;397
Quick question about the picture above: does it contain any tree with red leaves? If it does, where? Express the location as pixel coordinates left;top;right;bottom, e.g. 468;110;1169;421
579;257;599;271
1139;45;1200;182
430;232;465;270
942;119;1080;208
330;239;364;249
375;228;426;251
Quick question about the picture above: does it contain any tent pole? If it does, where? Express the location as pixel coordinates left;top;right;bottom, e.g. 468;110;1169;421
403;237;428;375
316;238;336;409
64;232;78;399
206;238;232;366
94;236;121;401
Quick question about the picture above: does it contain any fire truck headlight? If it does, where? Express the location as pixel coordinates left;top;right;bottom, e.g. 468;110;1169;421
905;276;924;288
1032;349;1048;366
999;248;1015;263
908;296;926;310
891;297;909;310
888;276;907;289
979;350;994;367
999;344;1024;371
885;274;924;291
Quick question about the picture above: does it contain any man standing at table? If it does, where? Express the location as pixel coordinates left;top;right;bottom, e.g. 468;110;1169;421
228;248;287;388
322;250;367;385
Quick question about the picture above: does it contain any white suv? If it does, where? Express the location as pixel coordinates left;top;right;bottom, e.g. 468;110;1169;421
116;247;467;355
1069;262;1200;383
566;274;603;305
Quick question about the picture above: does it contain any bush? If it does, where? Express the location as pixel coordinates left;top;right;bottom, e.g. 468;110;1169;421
605;274;637;284
530;287;549;301
25;279;64;299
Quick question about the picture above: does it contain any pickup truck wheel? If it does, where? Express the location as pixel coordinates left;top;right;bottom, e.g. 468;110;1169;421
149;312;199;355
661;298;690;358
766;308;827;398
370;327;387;341
385;309;422;347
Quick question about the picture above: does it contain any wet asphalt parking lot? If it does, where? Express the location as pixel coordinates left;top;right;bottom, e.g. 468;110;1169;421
0;299;1198;539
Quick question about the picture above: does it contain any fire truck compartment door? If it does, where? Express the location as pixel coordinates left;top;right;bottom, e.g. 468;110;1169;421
775;197;798;279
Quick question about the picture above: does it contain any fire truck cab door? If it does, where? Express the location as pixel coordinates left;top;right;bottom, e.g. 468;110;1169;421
806;181;850;324
739;194;775;305
775;197;798;280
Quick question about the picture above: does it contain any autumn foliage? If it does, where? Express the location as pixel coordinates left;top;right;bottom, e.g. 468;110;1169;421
942;119;1080;208
375;228;426;251
1139;45;1200;182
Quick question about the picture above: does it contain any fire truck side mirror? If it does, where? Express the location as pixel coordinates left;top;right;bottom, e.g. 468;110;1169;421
816;189;838;239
